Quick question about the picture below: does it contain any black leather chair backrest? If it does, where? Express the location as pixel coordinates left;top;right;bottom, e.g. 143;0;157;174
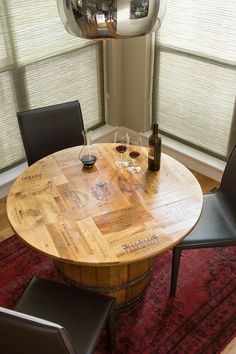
0;307;76;354
219;145;236;206
17;100;84;165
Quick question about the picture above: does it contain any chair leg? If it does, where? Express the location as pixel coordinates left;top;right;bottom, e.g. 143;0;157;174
106;305;116;352
170;247;182;297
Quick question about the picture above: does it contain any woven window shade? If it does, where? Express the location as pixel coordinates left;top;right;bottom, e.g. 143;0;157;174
0;0;104;171
153;0;236;160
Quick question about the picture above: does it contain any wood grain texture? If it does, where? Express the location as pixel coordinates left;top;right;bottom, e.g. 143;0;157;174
1;169;218;243
0;197;14;241
7;143;203;305
192;171;220;194
55;256;156;306
7;143;203;265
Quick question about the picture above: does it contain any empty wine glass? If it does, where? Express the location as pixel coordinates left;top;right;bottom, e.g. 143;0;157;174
114;128;129;168
127;133;142;174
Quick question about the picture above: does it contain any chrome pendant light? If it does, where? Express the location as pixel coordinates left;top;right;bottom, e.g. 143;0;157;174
57;0;167;39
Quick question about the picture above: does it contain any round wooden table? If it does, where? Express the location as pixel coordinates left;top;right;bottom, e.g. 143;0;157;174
7;143;203;308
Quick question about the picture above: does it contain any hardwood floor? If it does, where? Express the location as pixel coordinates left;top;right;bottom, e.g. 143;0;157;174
191;171;220;194
221;337;236;354
1;171;234;353
0;197;14;242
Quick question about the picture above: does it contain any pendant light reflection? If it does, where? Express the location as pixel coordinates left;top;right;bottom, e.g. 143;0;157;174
57;0;167;39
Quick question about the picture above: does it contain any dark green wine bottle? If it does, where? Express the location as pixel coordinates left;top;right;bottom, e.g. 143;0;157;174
148;122;161;171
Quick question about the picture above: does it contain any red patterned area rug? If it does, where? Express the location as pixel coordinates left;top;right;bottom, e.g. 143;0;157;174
0;236;235;354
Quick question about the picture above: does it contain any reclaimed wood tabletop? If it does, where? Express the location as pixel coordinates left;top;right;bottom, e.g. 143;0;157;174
7;143;203;306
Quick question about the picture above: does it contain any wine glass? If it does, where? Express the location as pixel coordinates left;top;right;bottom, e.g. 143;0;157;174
127;133;142;174
114;128;129;168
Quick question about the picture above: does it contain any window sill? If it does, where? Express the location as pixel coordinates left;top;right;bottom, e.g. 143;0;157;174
0;124;117;198
141;131;226;182
0;125;225;198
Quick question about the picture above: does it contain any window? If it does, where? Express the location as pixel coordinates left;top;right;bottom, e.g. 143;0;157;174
0;0;104;171
153;0;236;160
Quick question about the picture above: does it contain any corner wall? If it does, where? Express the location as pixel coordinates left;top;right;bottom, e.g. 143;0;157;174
104;34;154;132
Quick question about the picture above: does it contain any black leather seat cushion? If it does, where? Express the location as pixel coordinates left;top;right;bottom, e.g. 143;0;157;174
1;307;76;354
15;277;115;354
170;145;236;296
178;192;236;249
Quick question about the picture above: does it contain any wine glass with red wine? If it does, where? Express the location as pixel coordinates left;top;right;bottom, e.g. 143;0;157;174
114;128;129;168
127;133;142;174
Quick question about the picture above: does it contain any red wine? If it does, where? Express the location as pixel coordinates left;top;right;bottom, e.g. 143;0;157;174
129;151;140;159
116;145;127;154
80;155;97;168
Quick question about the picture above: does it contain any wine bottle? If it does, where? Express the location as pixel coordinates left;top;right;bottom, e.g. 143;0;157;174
148;122;161;171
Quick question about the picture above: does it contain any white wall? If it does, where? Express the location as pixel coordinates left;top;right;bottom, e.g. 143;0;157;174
104;34;154;132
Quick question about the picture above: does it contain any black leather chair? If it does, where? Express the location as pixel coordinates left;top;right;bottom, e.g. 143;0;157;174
17;101;84;165
170;145;236;297
0;276;116;354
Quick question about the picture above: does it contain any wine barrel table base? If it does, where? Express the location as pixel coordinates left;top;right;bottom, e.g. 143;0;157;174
7;143;203;308
55;256;156;309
